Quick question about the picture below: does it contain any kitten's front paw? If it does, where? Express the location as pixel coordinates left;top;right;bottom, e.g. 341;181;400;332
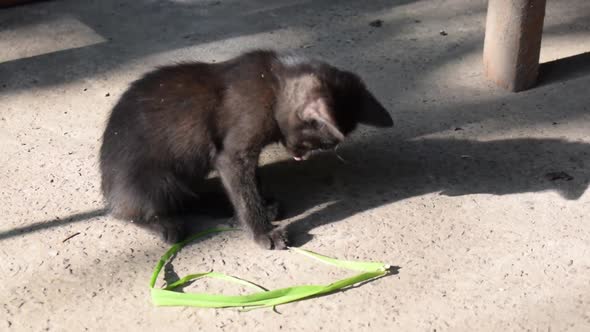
255;228;289;250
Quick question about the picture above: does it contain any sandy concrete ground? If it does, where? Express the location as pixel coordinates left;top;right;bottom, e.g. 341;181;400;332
1;0;589;331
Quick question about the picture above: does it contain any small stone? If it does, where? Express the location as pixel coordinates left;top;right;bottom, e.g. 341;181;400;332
369;19;383;28
105;93;110;97
439;30;448;36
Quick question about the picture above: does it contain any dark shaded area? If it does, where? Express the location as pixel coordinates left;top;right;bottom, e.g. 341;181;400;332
10;134;588;243
163;253;184;290
0;208;107;240
0;0;48;9
9;134;588;244
0;0;417;93
0;193;235;241
2;0;589;245
255;137;590;245
539;52;590;86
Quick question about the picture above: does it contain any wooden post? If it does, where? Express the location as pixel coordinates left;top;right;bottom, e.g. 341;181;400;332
483;0;547;92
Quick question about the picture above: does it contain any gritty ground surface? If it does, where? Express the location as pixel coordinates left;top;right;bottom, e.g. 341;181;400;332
1;0;590;331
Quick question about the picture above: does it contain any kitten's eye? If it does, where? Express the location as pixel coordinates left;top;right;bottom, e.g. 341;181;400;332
320;143;334;150
307;119;320;128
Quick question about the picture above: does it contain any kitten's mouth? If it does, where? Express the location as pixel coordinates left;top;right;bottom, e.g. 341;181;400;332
292;153;310;161
291;147;336;161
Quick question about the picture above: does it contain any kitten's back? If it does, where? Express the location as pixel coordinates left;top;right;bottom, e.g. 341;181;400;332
99;50;281;217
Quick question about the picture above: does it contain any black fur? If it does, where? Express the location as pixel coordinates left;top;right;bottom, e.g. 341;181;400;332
99;49;393;249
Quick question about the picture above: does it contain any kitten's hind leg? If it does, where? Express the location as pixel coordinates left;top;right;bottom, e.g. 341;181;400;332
136;215;187;244
106;170;190;244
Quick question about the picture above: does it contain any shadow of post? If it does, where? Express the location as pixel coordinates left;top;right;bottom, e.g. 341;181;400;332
538;52;590;86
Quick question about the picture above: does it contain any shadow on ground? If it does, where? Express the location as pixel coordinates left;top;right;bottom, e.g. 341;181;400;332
256;136;589;245
0;208;108;240
4;135;588;243
0;0;418;92
539;52;590;86
2;0;589;244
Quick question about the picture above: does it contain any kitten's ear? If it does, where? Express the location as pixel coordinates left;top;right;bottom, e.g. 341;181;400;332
359;90;394;127
299;99;345;141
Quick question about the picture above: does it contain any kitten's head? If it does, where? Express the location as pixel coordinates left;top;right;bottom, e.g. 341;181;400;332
275;58;393;161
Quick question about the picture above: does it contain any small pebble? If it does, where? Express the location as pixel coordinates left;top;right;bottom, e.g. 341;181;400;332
369;19;383;28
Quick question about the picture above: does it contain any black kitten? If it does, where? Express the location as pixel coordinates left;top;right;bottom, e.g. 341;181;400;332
99;50;393;249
